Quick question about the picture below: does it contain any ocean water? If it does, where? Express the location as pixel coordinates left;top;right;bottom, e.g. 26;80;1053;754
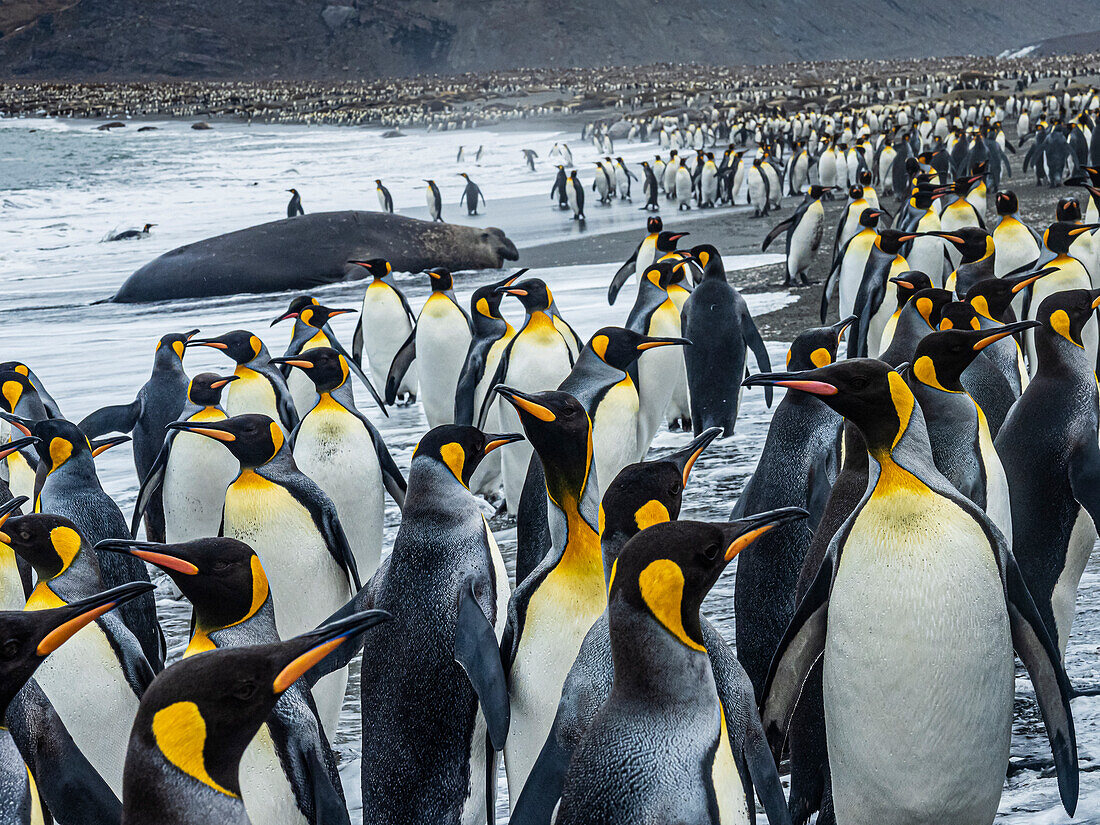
0;117;1097;824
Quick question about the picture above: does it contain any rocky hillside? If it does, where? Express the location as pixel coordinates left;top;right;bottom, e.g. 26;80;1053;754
0;0;1096;80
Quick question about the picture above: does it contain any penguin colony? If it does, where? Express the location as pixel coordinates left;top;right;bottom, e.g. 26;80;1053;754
2;69;1100;825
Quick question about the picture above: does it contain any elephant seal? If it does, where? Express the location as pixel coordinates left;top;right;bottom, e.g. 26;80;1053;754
110;211;519;303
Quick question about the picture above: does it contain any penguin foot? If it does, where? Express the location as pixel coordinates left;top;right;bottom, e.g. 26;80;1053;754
1007;756;1055;776
396;392;417;407
1070;681;1100;697
800;276;819;286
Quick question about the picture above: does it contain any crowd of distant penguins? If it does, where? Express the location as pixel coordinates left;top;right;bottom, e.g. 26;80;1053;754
3;73;1100;825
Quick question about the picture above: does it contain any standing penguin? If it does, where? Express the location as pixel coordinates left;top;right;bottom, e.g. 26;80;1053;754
349;258;418;405
640;161;660;211
675;159;693;211
187;330;299;433
1027;222;1099;369
352;425;519;825
992;190;1042;280
80;329;197;544
931;227;996;295
680;246;772;437
846;228;914;358
386;267;473;428
878;270;933;354
425;179;443;222
554;518;804;825
271;347;406;581
820;208;883;325
607;228;686;306
551;166;569;210
746;158;771;216
0;370;47;505
165;413;360;732
99;536;353;825
750;358;1079;825
459;172;487;215
567;170;586;221
375;179;394;213
287;189;304;217
129;372;240;543
761;185;832;286
997;288;1100;662
119;611;387;825
4;512;154;797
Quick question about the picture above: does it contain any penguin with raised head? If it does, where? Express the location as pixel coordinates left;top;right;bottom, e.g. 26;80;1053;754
929;227;996;295
749;358;1079;825
992;190;1042;281
680;246;772;437
879;287;954;367
567;170;586;221
187;329;299;432
98;536;353;825
287;189;304;217
348;258;418;405
130;372;239;543
1027;222;1099;369
640;161;660;210
554;516;805;825
761;185;832;286
165;413;360;732
733;318;852;699
607;217;663;304
375;179;393;213
551;166;569;209
120;610;388;825
846;228;914;358
79;329;197;543
878;270;933;354
270;347;405;581
997;288;1100;662
746;157;771;216
0;370;47;504
426;179;443;221
387;267;473;429
459;172;486;215
0;361;61;419
0;583;151;825
3;510;155;797
820;207;882;325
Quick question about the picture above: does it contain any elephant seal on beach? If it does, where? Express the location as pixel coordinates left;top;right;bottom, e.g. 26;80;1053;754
110;211;519;303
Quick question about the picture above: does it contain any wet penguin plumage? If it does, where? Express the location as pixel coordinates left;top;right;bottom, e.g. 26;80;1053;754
351;425;518;825
459;172;486;216
3;508;155;797
130;372;239;543
349;259;418;405
426;179;444;221
375;179;393;213
680;246;772;437
386;267;473;429
287;188;304;217
99;536;353;825
761;185;832;286
166;413;360;733
120;610;388;825
751;358;1079;825
607;216;664;306
271;347;406;581
551;166;569;209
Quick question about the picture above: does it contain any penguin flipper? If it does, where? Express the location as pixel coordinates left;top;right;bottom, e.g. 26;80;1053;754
819;251;846;324
475;343;512;431
328;337;388;417
1069;438;1100;529
351;320;365;367
760;552;832;762
130;437;171;538
385;331;417;406
455;342;488;427
743;711;793;825
303;564;385;688
454;579;510;750
1003;550;1079;817
761;216;794;252
77;397;141;439
509;729;571;825
369;425;407;510
276;381;301;432
608;245;640;306
740;308;773;408
266;706;351;825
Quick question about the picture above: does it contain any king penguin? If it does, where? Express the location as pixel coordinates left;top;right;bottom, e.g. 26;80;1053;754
761;185;832;287
0;370;47;505
348;259;418;405
98;536;353;825
1027;222;1100;371
165;413;361;733
607;228;687;306
426;179;444;222
375;179;393;213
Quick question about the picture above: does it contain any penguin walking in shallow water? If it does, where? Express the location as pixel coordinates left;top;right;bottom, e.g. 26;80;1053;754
3;510;155;797
346;425;519;825
997;288;1100;665
349;258;418;405
762;185;832;286
425;179;443;221
554;517;804;825
99;536;354;825
79;329;197;543
287;189;304;217
130;372;239;543
0;583;150;825
640;161;660;210
120;610;387;825
567;170;586;221
749;358;1079;825
386;267;473;428
551;166;569;209
187;329;299;433
375;179;393;213
271;347;406;581
459;172;486;215
166;413;360;733
680;246;772;437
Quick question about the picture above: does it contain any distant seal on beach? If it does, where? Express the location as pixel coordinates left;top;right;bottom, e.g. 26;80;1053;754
110;211;519;303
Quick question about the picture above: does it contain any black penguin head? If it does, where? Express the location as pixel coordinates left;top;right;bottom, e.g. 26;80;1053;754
0;505;87;581
412;425;523;487
640;260;677;291
497;277;553;312
1035;288;1100;350
938;301;982;331
808;184;835;199
925;227;992;264
858;169;873;187
129;610;389;798
427;268;455;292
187;373;238;407
495;388;591;500
269;348;347;394
688;244;724;280
155;329;200;365
785;316;855;370
471;271;523;320
187;330;267;365
0;582;154;714
847;185;864;201
347;259;392;280
375;179;383;186
1056;196;1082;222
655;231;688;253
877;229;919;255
1044;222;1098;255
857;208;883;229
97;537;268;633
744;359;916;456
995;190;1019;215
609;514;806;650
905;287;953;330
271;296;318;326
296;304;355;330
287;189;299;196
0;370;37;415
911;321;1040;391
166;413;284;468
889;271;934;309
142;223;155;232
27;418;129;473
586;327;688;372
965;267;1056;321
646;216;663;234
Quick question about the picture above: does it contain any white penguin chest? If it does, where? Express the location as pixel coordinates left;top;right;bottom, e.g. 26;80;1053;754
239;723;307;825
712;709;750;825
226;370;279;420
361;285;412;363
416;296;471;425
163;422;238;542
